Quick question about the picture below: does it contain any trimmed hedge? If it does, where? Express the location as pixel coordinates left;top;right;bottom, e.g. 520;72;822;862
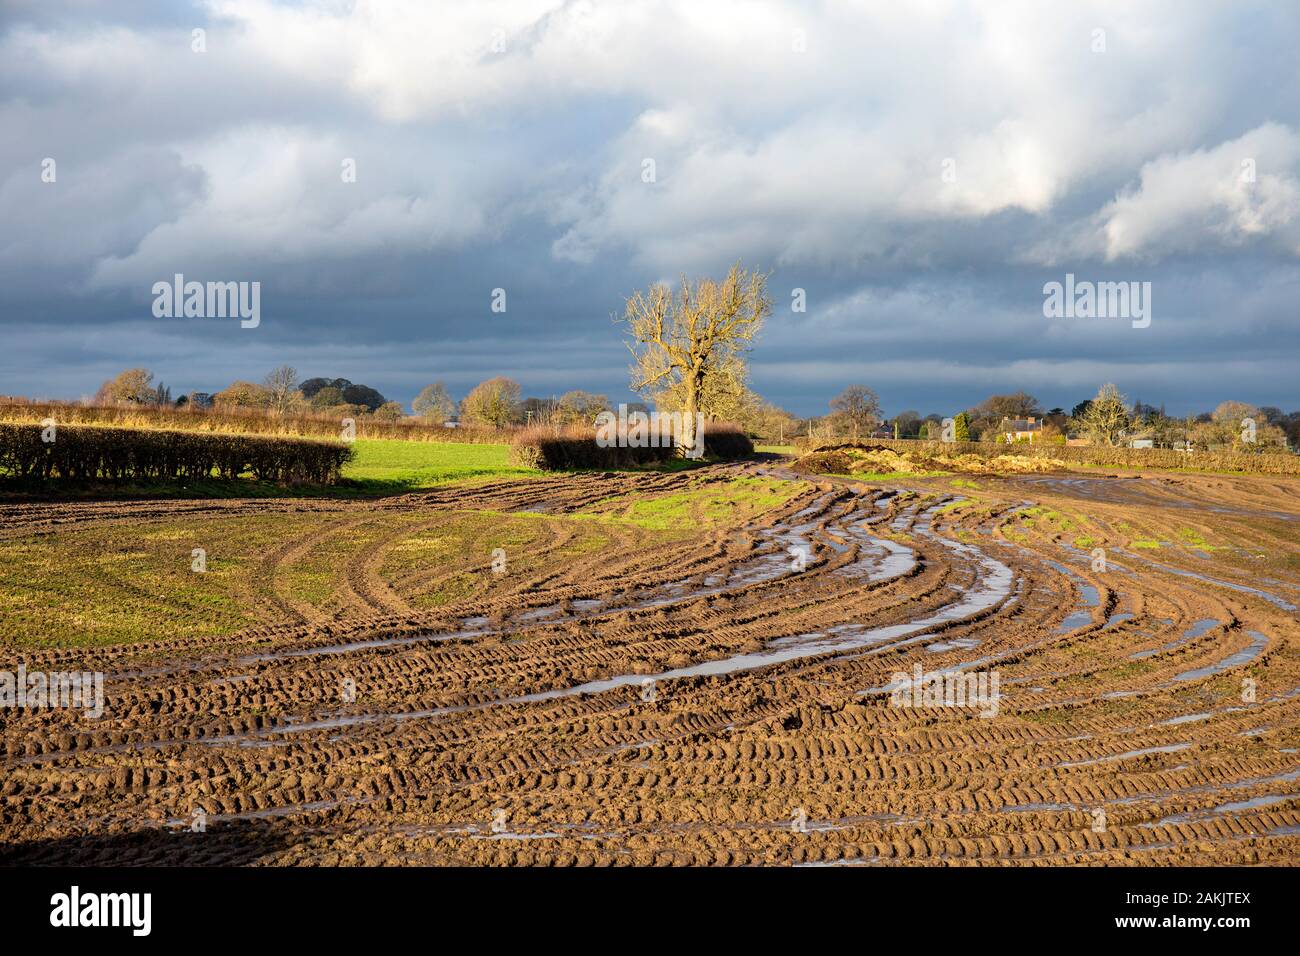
702;423;755;459
510;422;755;471
0;423;353;484
796;437;1300;476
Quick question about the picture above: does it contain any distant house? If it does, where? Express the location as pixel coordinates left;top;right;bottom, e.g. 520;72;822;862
442;418;461;429
868;425;894;440
1121;425;1156;449
999;416;1043;443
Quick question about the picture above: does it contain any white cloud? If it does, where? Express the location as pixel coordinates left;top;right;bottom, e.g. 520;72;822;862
87;125;490;289
1097;123;1300;260
5;0;1292;278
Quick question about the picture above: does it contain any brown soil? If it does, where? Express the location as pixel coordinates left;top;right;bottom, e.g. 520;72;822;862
2;465;1298;866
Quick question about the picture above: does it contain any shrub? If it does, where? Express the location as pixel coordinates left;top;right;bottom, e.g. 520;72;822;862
702;422;754;459
509;426;674;470
510;421;753;470
0;423;353;484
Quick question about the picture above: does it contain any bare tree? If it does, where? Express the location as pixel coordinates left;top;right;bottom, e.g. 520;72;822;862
1075;383;1129;446
651;354;754;424
975;390;1041;422
263;365;300;415
554;390;610;427
412;382;456;423
622;263;771;453
829;385;881;440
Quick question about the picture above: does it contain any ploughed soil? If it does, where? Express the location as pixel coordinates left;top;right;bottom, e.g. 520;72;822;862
2;463;1298;866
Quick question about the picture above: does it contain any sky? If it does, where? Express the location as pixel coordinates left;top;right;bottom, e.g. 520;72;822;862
2;0;1299;418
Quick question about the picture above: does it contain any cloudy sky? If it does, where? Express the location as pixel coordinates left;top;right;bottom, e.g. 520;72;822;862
2;0;1299;416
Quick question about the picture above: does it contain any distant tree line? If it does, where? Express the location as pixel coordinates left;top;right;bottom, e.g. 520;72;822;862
80;366;1300;453
89;367;620;432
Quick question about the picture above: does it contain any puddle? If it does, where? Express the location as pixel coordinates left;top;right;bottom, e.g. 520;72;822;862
1059;742;1190;768
1039;558;1100;633
1145;791;1300;827
1172;630;1268;682
1160;711;1212;726
926;636;981;653
237;620;490;663
1115;551;1297;612
1130;618;1220;660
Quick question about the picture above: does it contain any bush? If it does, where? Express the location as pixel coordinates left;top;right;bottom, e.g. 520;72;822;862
0;423;354;484
509;426;674;470
510;421;754;471
702;422;754;459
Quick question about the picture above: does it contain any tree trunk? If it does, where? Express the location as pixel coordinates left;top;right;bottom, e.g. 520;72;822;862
682;367;705;455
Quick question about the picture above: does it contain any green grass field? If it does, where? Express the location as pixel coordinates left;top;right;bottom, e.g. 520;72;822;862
342;440;535;491
574;475;805;531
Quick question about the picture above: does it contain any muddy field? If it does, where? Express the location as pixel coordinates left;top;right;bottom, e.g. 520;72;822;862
2;463;1299;866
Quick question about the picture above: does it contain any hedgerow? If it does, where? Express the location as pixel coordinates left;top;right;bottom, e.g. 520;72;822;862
0;423;353;484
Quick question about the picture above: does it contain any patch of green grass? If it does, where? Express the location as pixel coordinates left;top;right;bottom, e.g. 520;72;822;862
755;444;799;455
0;506;629;648
0;512;314;647
1098;697;1139;717
1130;539;1162;549
1105;661;1155;680
577;476;805;531
341;440;535;491
1177;528;1214;550
1074;536;1096;548
950;478;980;489
1016;506;1074;528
